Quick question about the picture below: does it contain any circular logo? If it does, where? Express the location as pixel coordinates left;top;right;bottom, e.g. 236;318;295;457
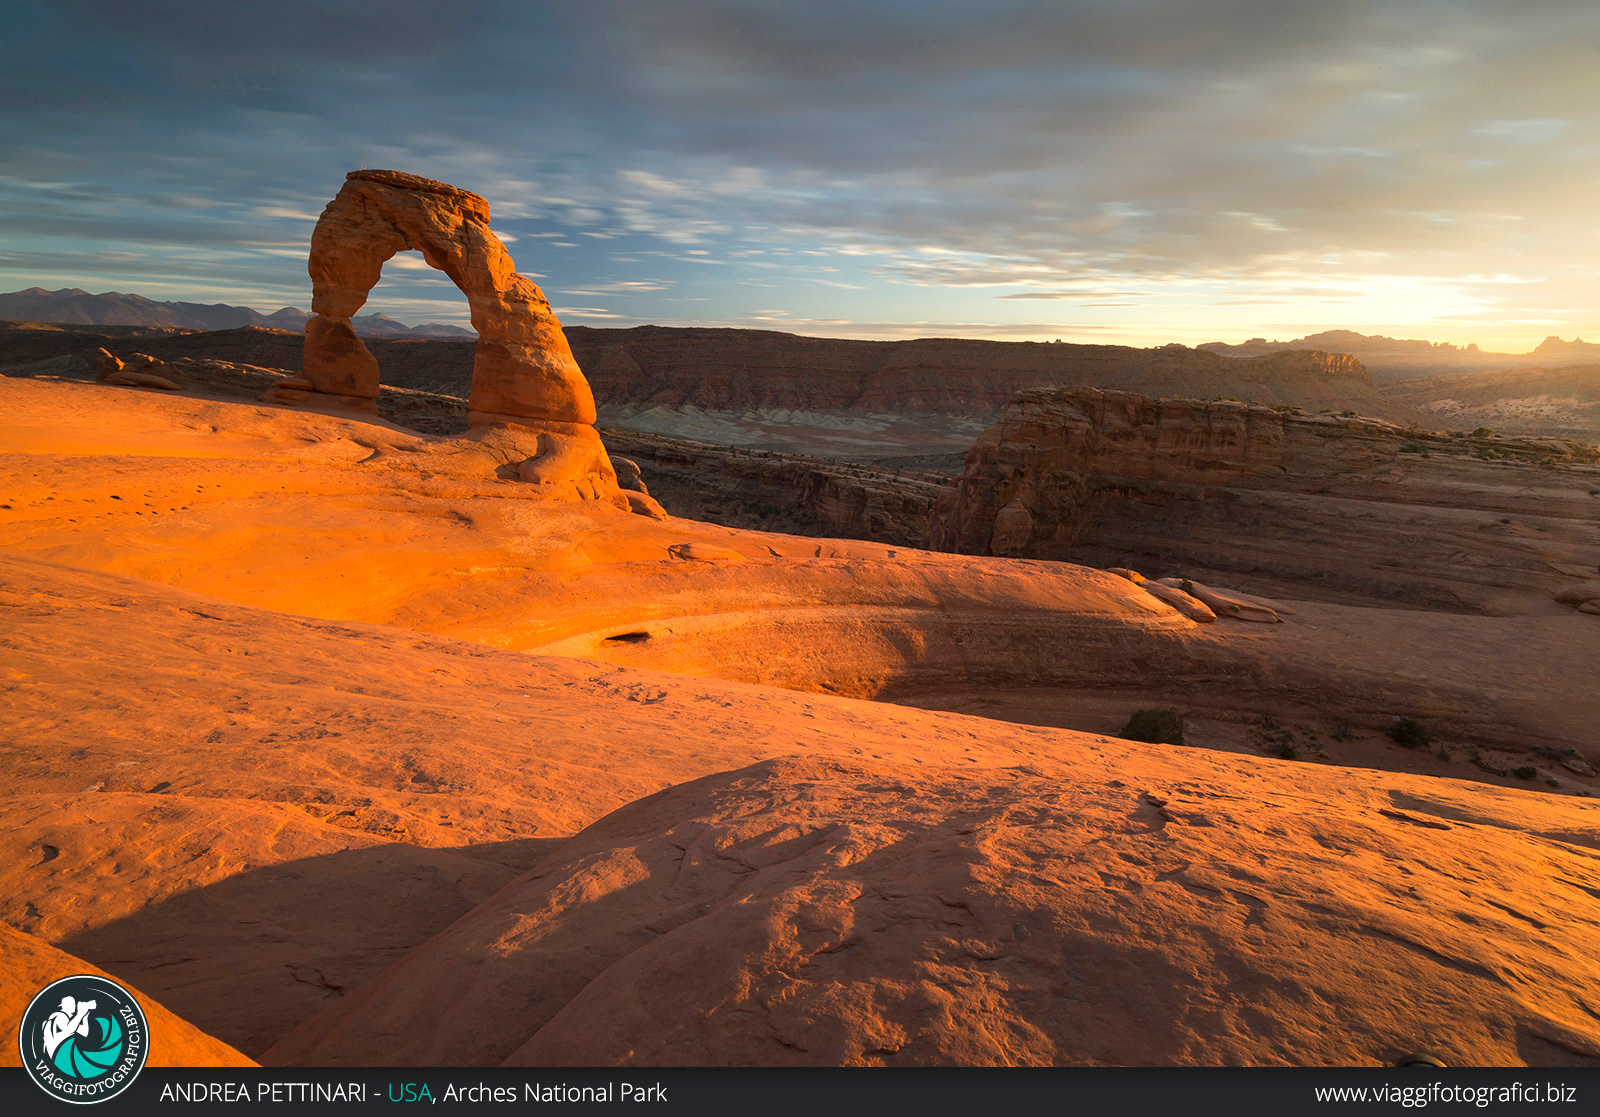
18;974;148;1104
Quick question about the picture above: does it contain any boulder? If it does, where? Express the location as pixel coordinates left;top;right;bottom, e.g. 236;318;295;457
623;490;670;520
1156;578;1281;623
93;348;123;381
1555;582;1600;607
1139;581;1216;622
610;456;649;495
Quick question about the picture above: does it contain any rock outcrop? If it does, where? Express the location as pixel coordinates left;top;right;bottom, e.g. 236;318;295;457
4;379;1600;1066
929;386;1600;616
932;385;1595;555
1;925;254;1067
290;170;617;497
930;387;1378;556
93;348;179;391
265;753;1600;1067
600;429;947;546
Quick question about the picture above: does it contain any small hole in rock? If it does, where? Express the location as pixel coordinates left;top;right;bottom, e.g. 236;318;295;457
606;631;652;643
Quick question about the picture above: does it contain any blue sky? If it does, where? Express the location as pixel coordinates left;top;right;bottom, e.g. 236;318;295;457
2;0;1598;349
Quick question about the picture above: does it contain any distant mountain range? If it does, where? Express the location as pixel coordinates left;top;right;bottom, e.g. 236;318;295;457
0;287;476;339
1201;330;1600;381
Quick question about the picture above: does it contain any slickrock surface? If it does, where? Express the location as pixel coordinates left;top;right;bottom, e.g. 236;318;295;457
4;552;1594;1067
3;375;1598;1067
2;377;1597;757
930;386;1600;615
1;925;254;1067
267;752;1600;1068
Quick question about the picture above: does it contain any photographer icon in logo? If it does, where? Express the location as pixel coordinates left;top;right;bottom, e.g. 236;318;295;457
19;975;148;1104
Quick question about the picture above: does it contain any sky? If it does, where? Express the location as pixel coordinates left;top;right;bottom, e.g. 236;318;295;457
2;0;1598;350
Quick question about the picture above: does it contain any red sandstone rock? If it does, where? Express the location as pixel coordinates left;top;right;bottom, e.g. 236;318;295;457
93;348;179;390
104;370;180;391
624;490;670;519
93;348;122;380
1139;581;1217;622
0;925;253;1068
610;456;648;494
265;754;1600;1067
304;170;594;427
1157;578;1281;623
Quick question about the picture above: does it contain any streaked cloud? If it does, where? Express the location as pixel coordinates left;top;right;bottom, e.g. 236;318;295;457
0;0;1596;350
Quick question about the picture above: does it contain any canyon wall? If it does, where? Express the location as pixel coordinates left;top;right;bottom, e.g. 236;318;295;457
600;430;945;546
929;386;1600;616
929;386;1408;557
568;326;1388;418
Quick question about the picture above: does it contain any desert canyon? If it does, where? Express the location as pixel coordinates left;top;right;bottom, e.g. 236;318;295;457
2;171;1599;1070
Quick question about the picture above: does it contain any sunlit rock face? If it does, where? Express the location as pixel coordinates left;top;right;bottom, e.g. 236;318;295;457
295;169;619;500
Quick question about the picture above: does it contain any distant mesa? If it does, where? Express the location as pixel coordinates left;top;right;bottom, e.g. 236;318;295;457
1534;335;1600;356
1201;330;1600;381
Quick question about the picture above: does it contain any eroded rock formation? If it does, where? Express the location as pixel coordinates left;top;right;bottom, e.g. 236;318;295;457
600;429;947;546
929;385;1600;616
932;385;1591;557
289;169;618;498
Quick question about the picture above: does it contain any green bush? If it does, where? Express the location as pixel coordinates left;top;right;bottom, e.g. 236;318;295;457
1514;766;1538;780
1388;718;1432;748
1122;707;1185;746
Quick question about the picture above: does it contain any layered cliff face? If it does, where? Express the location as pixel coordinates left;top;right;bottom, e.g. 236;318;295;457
929;386;1600;616
599;429;947;546
929;386;1400;557
564;326;1429;455
571;327;1376;416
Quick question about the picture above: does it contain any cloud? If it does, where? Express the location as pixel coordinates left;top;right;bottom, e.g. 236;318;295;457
0;1;1597;346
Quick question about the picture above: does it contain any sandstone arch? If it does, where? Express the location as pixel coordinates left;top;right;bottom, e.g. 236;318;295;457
275;170;623;502
301;169;595;425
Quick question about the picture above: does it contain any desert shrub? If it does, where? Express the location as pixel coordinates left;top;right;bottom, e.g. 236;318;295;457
1388;718;1432;748
1122;707;1185;746
1400;441;1424;454
1514;766;1538;780
1472;426;1495;437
